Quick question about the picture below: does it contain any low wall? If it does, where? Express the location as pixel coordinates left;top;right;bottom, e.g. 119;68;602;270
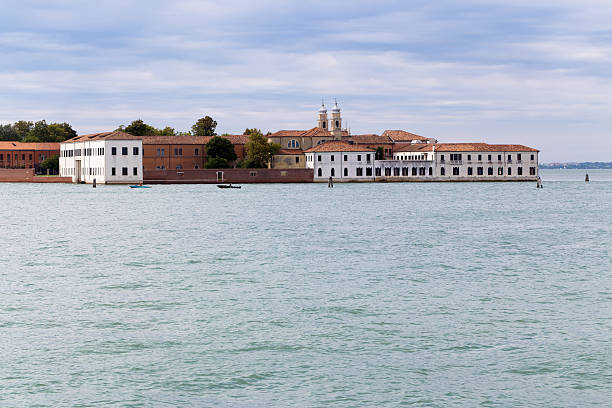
144;168;314;184
0;169;71;183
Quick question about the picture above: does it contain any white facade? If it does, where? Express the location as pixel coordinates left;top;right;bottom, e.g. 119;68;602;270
305;150;375;181
435;150;539;180
60;139;143;184
376;159;436;178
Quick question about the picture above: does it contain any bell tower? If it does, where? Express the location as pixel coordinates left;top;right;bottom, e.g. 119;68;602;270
330;99;342;139
317;101;328;130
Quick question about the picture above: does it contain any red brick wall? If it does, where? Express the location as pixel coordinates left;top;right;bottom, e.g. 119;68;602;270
144;168;314;184
0;169;71;183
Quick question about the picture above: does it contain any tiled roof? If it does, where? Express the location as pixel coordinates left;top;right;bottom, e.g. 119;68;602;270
435;143;539;152
63;131;142;143
300;127;333;138
345;134;391;144
269;130;306;137
269;128;345;139
0;141;60;150
304;141;375;153
382;130;429;142
223;134;249;144
394;143;435;152
140;135;213;145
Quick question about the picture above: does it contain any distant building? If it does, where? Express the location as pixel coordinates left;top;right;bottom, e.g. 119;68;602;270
0;142;60;172
304;141;375;181
60;131;143;184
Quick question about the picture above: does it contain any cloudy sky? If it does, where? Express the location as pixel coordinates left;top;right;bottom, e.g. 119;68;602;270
1;0;612;161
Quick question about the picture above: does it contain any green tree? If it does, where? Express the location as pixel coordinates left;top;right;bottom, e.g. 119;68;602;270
48;122;77;142
243;130;281;168
205;136;237;163
192;116;217;136
122;119;158;136
159;126;176;136
21;120;51;142
13;121;33;140
0;124;19;141
375;146;384;160
205;157;230;169
40;155;59;172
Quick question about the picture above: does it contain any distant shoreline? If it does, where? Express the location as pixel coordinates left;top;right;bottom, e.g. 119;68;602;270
540;162;612;169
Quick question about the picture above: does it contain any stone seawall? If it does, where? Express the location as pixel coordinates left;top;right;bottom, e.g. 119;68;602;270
144;168;314;184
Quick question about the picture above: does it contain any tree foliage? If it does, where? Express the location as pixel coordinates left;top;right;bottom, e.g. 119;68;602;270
0;124;19;141
1;120;77;142
205;157;230;169
243;129;281;168
192;116;217;136
121;119;159;136
375;146;384;160
206;136;236;161
40;155;59;171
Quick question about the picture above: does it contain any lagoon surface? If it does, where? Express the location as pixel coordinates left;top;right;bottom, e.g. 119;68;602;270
1;169;611;407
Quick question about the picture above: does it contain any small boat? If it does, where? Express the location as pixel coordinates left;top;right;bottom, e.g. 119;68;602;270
129;185;151;189
217;184;241;189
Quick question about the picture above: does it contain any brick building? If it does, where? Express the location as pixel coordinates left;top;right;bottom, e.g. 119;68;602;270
0;141;60;172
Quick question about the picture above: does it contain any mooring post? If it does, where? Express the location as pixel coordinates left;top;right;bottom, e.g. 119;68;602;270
93;178;96;188
328;176;333;188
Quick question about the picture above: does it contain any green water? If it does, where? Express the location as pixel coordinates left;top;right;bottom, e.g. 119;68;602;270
1;170;611;407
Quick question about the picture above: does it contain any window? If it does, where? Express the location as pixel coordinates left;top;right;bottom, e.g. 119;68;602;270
176;164;183;170
29;154;32;160
517;154;522;161
453;167;459;175
467;167;473;175
441;167;446;176
366;154;371;162
331;155;335;162
498;167;503;175
122;147;128;155
402;167;408;176
375;168;381;176
344;155;348;161
467;154;471;161
133;147;139;155
412;167;417;176
335;120;339;127
385;168;391;176
478;154;482;161
22;154;25;160
317;155;321;162
518;167;523;175
508;167;512;175
441;154;445;161
174;148;183;156
531;154;535;160
250;171;257;177
317;168;322;177
428;167;432;176
366;167;372;176
322;122;326;128
477;167;483;175
287;140;300;148
488;167;493;175
419;167;426;176
498;154;502;161
394;168;400;176
357;155;362;161
508;155;512;161
112;167;116;176
357;167;363;176
530;167;536;175
331;168;335;177
195;148;199;156
344;168;348;176
122;167;128;176
133;167;138;176
0;154;3;160
488;154;492;161
295;156;300;163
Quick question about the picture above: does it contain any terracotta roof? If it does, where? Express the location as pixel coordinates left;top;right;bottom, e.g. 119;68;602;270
0;141;60;150
435;143;539;152
139;135;213;145
269;130;306;137
277;149;304;155
345;134;390;144
304;141;375;153
63;131;142;143
300;127;333;138
224;134;249;144
394;144;435;152
382;130;429;142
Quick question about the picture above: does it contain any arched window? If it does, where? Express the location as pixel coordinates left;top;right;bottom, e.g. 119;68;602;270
317;168;322;177
331;168;335;177
335;120;339;128
288;139;300;148
322;122;326;128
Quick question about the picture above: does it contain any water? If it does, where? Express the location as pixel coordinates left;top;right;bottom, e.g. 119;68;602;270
1;170;611;407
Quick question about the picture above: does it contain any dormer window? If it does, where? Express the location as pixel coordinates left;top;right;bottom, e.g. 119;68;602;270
288;139;300;148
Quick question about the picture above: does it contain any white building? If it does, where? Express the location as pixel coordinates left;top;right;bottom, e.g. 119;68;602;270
434;143;539;180
304;141;376;181
60;131;143;184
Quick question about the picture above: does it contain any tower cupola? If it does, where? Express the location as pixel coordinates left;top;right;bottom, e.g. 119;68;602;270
317;100;328;130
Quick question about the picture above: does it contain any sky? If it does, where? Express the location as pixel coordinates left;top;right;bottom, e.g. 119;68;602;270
1;0;612;161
